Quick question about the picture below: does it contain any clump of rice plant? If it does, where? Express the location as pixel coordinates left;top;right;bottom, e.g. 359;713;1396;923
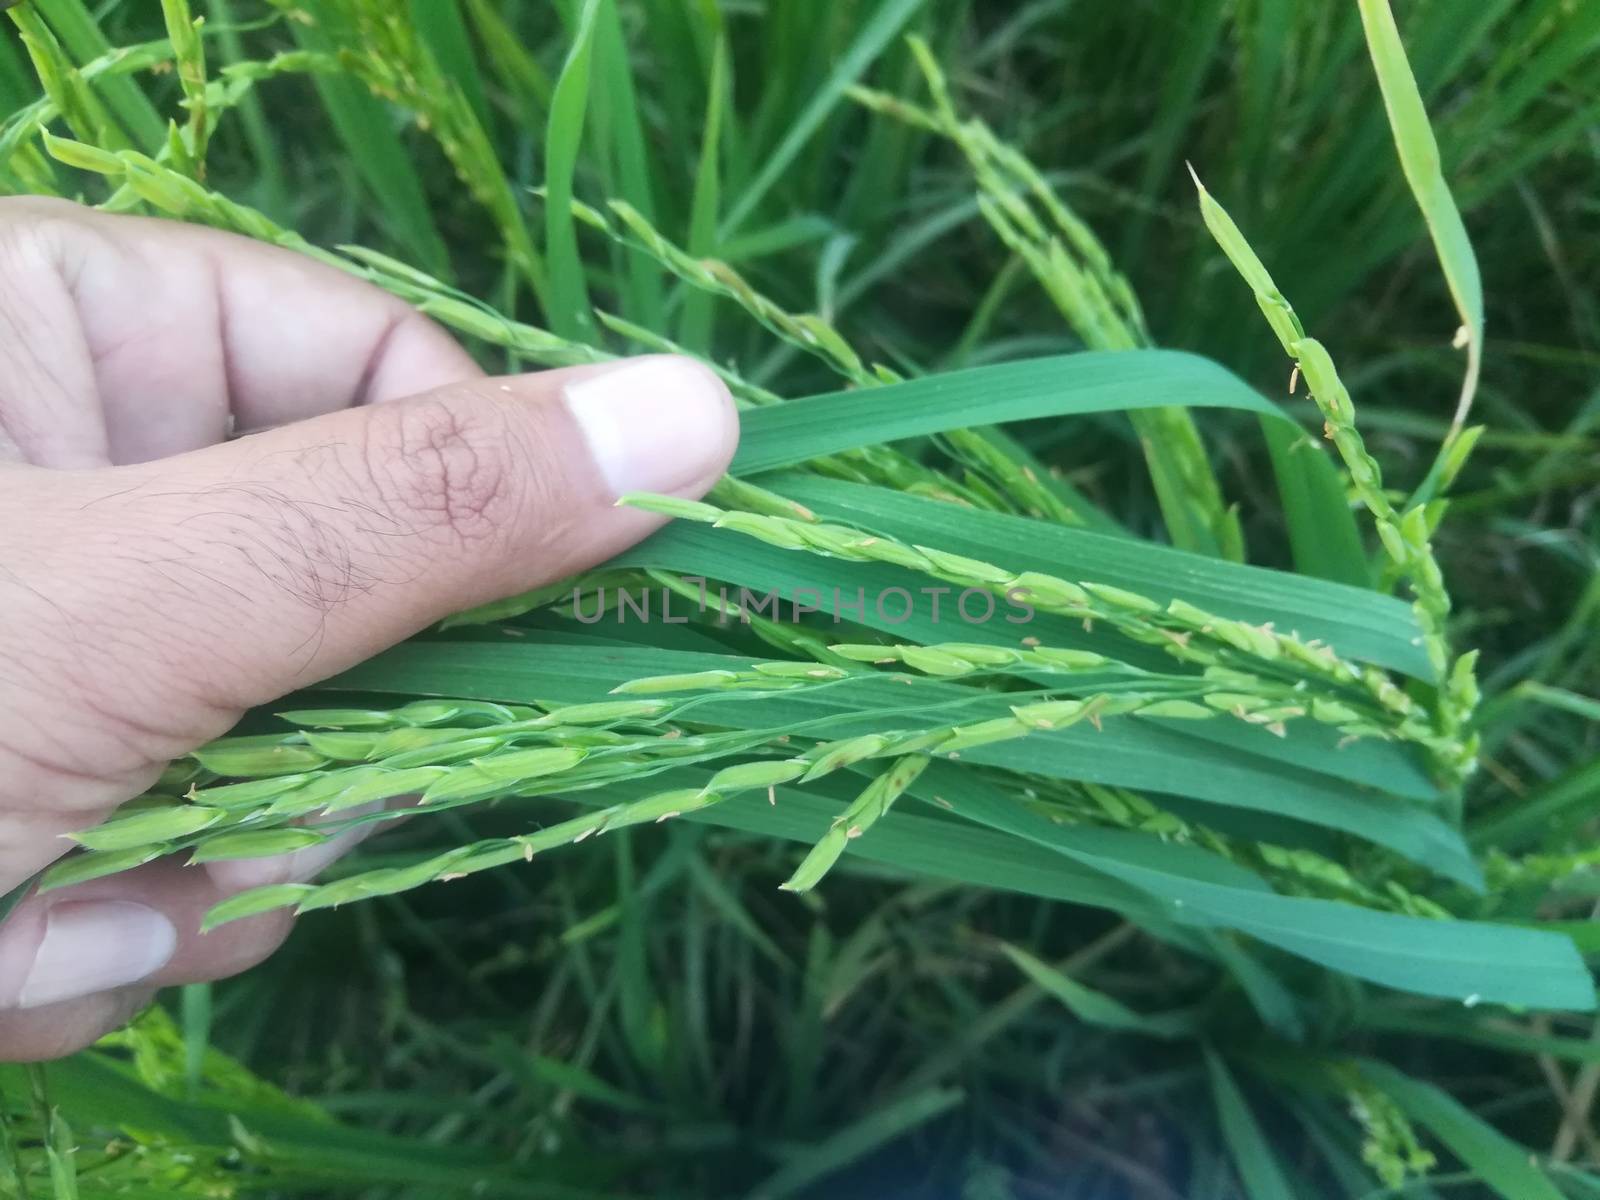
3;1;1598;1196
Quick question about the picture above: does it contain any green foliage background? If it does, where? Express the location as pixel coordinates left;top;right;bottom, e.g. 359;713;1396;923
0;0;1597;1196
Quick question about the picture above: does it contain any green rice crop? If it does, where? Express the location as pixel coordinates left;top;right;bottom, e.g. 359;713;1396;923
1;0;1597;1196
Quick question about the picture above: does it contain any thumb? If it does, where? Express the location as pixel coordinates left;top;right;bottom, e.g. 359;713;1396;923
30;354;736;712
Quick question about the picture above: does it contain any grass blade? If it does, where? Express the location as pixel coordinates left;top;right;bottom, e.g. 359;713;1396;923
290;16;448;274
1468;754;1600;853
748;1085;963;1200
407;0;490;132
1119;0;1227;267
462;0;552;111
0;19;34;114
206;0;285;215
1357;0;1484;469
1205;1050;1296;1200
913;763;1573;1008
1200;931;1304;1042
590;0;664;329
677;33;728;353
545;0;601;340
719;0;925;237
731;351;1282;475
9;6;128;151
37;0;163;149
1002;943;1193;1038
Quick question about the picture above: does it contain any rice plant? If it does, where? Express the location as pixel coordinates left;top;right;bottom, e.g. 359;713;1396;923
1;0;1597;1195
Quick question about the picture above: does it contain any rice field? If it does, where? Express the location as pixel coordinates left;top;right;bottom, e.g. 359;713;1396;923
0;1;1597;1196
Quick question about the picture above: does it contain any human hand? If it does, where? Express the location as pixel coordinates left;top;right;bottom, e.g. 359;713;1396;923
0;197;738;1059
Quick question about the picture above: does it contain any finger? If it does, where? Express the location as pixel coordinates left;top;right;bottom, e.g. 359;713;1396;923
7;353;736;721
0;986;157;1062
0;195;480;466
0;857;294;1014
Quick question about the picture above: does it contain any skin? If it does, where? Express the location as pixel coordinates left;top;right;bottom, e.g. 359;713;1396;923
0;197;739;1059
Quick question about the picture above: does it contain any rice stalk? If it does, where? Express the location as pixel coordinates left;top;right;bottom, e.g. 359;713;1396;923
574;196;1066;516
781;755;929;892
6;5;129;153
855;37;1246;560
620;493;1431;734
1187;168;1478;788
159;0;209;173
264;0;547;302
